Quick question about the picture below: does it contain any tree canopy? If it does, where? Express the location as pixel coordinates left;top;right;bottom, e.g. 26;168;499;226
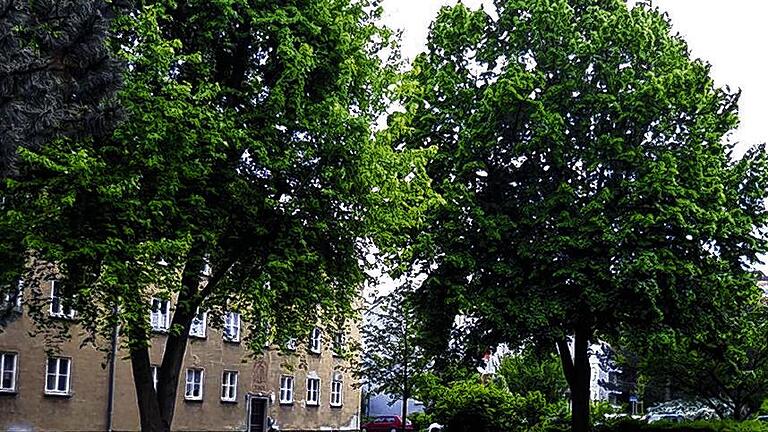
393;1;768;430
0;0;432;430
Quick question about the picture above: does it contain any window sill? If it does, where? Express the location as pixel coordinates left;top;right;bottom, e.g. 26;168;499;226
279;401;294;406
0;389;18;395
44;391;72;398
309;350;322;356
223;338;241;344
184;397;203;403
306;402;319;407
330;404;343;409
188;334;207;340
220;398;238;404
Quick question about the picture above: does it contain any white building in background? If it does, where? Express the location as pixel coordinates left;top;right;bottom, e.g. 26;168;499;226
588;342;622;404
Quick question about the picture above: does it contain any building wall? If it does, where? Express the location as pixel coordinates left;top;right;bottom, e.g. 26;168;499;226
0;281;361;432
0;311;111;432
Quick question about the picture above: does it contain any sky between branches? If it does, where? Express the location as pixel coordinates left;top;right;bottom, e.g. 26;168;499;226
380;0;768;156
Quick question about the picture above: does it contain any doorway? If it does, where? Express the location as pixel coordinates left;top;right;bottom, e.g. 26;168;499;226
248;396;268;432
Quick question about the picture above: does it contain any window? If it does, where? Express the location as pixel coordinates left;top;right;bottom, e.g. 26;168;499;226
330;371;343;407
279;375;294;404
49;281;75;319
45;357;71;395
150;298;170;331
285;338;297;351
223;312;240;342
151;365;158;390
0;352;17;392
221;370;238;402
189;309;207;338
2;280;22;312
185;368;204;400
306;376;320;406
333;332;346;356
309;327;322;354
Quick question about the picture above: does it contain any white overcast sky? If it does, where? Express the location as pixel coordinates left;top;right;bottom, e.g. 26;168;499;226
380;0;768;153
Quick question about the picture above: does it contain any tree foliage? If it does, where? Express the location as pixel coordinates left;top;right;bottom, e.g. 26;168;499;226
394;1;768;430
359;281;433;425
633;292;768;420
0;0;125;176
420;376;550;432
0;0;432;430
498;349;568;405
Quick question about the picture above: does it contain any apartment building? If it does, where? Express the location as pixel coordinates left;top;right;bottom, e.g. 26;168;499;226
0;281;361;432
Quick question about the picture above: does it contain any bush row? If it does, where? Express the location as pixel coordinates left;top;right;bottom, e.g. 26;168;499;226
592;419;768;432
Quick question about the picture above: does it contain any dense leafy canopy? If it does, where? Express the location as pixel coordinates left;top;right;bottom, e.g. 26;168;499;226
0;0;432;430
393;0;768;429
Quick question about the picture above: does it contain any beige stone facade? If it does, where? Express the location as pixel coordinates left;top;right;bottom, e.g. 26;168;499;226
0;281;361;432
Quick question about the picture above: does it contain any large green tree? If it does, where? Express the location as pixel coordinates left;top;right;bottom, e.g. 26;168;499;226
393;1;768;431
0;1;431;431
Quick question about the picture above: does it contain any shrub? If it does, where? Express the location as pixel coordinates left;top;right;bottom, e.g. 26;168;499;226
409;411;435;431
594;418;768;432
430;379;549;432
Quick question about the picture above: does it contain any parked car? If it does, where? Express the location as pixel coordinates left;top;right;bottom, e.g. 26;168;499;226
361;415;415;432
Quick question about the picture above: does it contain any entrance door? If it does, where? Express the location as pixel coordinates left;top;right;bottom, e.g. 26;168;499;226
248;397;268;432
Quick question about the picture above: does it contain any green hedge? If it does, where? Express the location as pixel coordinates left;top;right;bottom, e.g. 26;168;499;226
592;419;768;432
429;379;549;432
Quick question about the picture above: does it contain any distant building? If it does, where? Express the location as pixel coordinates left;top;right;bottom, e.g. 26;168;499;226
0;281;361;432
588;342;622;404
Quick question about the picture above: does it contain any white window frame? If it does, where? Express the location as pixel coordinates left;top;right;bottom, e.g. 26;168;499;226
184;368;204;401
189;309;207;338
45;356;71;395
279;375;294;404
150;298;171;332
330;371;343;407
309;327;322;354
306;376;320;406
223;312;241;342
221;370;238;402
49;281;75;319
0;352;18;393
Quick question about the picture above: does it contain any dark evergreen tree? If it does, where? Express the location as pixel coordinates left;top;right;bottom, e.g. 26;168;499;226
0;0;125;176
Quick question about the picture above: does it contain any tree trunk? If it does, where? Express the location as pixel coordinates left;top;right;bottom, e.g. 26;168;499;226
557;324;592;432
157;273;201;430
130;248;206;432
157;323;192;430
401;311;408;432
129;326;164;432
